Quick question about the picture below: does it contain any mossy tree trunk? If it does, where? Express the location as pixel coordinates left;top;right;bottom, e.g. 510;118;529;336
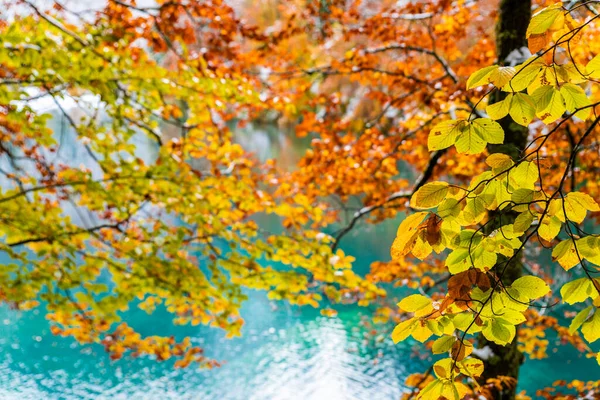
479;1;531;398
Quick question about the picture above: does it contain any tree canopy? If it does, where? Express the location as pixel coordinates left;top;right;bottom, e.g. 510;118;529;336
1;0;600;398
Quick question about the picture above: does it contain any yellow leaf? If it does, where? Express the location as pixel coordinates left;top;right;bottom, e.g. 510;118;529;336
455;124;486;154
467;65;498;89
565;192;600;223
552;239;581;270
486;95;511;120
391;318;417;343
550;192;599;224
471;118;505;144
526;4;564;38
559;83;591;120
511;188;534;209
561;278;597;304
514;212;534;234
486;153;514;173
538;215;561;241
462;196;487;225
432;358;453;379
581;311;600;343
511;161;538;190
438;198;461;219
586;53;600;79
411;182;449;209
578;236;600;265
458;358;484;378
511;275;550;300
432;336;456;354
569;306;592;334
482;318;516;345
412;235;433;260
455;118;504;155
417;379;444;400
390;212;428;259
412;323;434;342
446;248;471;274
428;120;466;151
489;66;516;88
509;93;536;126
504;57;544;92
398;294;432;312
530;85;566;124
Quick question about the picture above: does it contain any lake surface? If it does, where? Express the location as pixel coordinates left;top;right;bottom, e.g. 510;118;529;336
0;119;598;399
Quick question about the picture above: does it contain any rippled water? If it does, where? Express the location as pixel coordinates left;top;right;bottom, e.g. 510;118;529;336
1;274;598;399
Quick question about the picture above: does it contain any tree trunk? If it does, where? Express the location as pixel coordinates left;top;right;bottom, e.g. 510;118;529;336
479;1;531;398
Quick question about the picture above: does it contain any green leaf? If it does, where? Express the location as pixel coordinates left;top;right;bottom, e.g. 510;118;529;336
514;212;534;234
456;229;483;248
526;5;564;37
446;248;471;274
569;306;592;334
509;93;536;126
497;309;527;324
559;83;591;120
471;246;497;271
411;182;449;210
471;118;504;144
467;65;498;89
482;318;516;345
511;161;538;190
504;57;544;92
455;123;486;154
462;196;487;224
511;275;550;300
530;85;566;124
560;278;597;305
511;188;534;207
432;336;456;354
428;120;466;151
454;119;504;155
486;95;511;120
438;198;461;219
